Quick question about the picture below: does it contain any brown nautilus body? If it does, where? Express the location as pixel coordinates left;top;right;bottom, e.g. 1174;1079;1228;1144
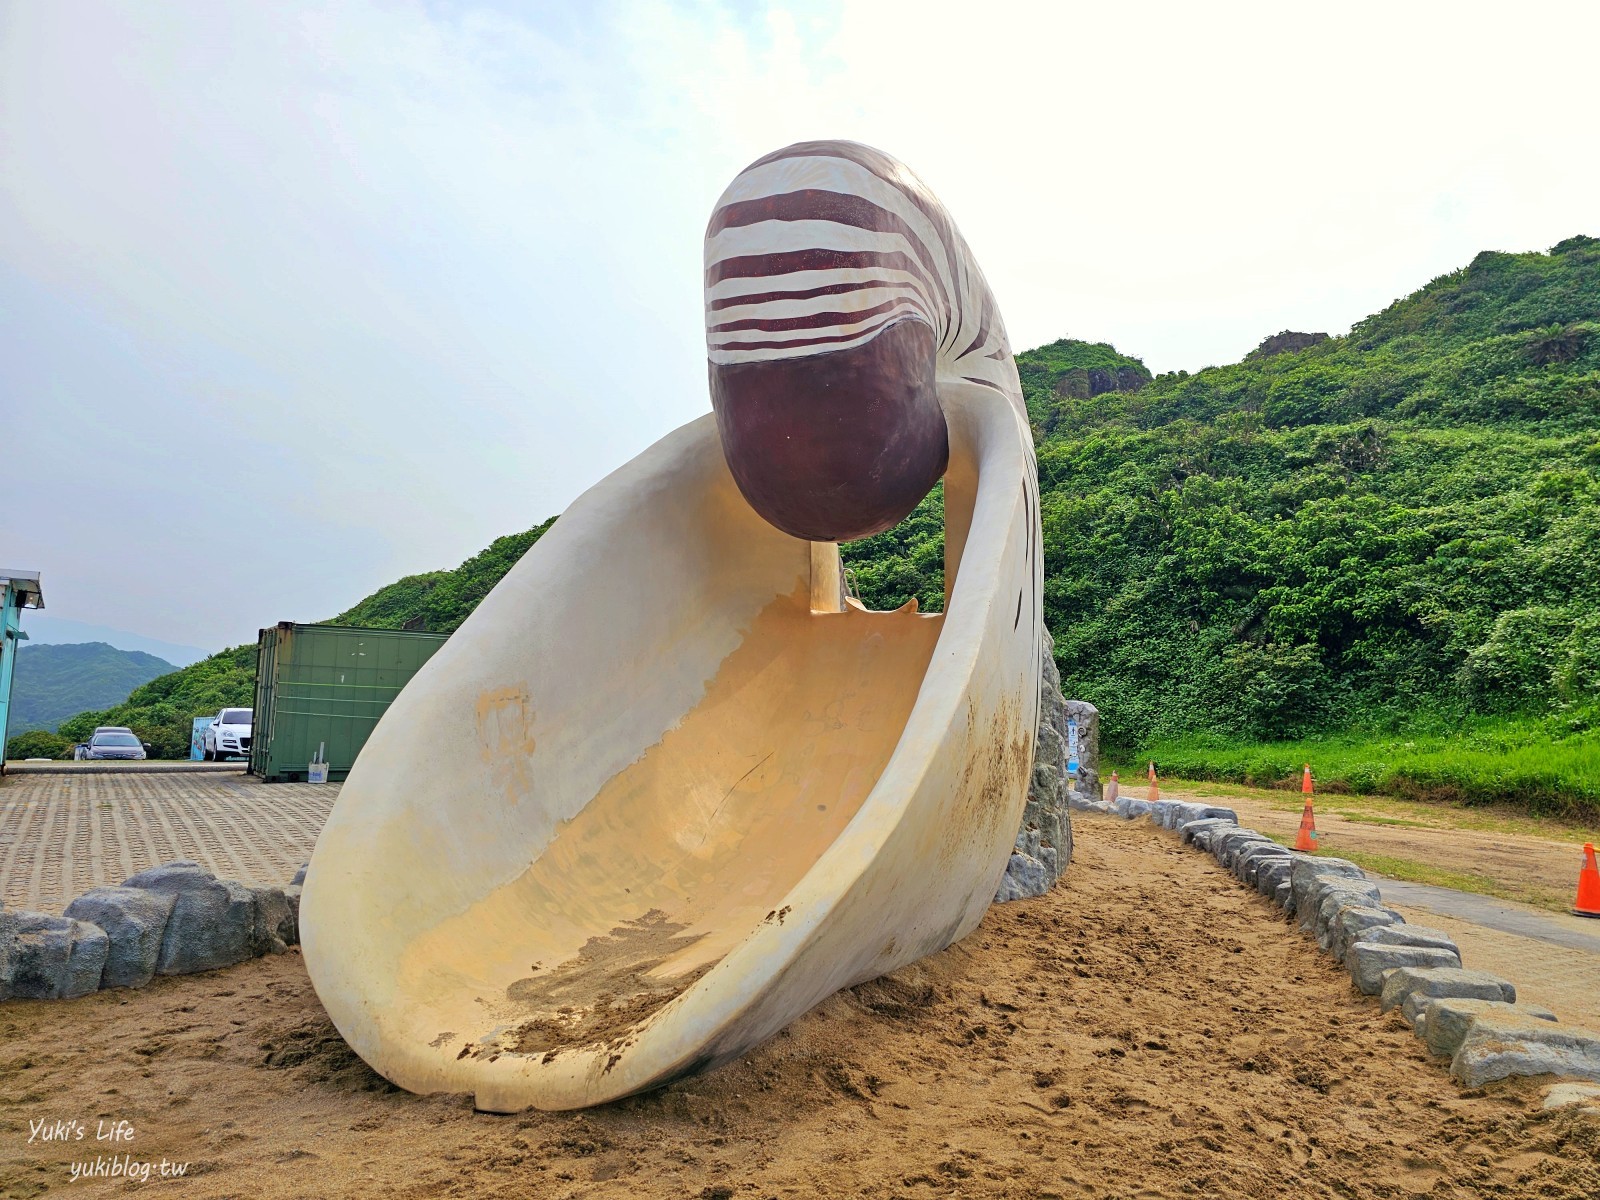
705;141;1026;542
710;319;946;543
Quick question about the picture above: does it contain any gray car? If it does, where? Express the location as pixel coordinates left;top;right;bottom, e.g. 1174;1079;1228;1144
83;731;150;761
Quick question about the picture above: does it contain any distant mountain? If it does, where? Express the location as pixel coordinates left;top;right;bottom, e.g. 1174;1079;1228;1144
9;642;175;734
16;613;209;666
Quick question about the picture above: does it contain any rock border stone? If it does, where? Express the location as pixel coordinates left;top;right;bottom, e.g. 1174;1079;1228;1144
1079;791;1600;1093
996;629;1083;903
0;860;307;1001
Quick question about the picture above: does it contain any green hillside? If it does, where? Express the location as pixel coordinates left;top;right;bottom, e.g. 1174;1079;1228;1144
1016;337;1152;435
41;237;1600;815
332;519;556;633
51;645;259;760
844;236;1600;816
8;642;173;734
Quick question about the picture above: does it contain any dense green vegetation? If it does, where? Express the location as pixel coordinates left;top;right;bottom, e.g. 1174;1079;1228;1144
1015;337;1151;435
44;238;1600;814
1134;710;1599;818
4;729;73;760
845;337;1149;613
55;645;258;760
842;236;1600;815
7;642;173;733
332;518;556;633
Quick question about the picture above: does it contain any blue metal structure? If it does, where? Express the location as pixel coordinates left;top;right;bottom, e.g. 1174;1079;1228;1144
0;569;45;764
190;716;212;761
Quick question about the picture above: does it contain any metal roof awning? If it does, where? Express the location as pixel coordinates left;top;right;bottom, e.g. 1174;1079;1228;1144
0;570;44;609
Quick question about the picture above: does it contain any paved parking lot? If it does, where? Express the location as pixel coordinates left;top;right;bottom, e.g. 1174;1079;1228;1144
0;769;337;912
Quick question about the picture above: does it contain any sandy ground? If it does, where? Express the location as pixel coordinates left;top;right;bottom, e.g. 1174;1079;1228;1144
2;816;1596;1199
1144;781;1600;1030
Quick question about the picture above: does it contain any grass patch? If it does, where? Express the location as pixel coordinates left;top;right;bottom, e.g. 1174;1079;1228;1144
1117;772;1600;847
1332;814;1437;830
1317;848;1571;913
1131;710;1600;824
1243;832;1572;912
1323;849;1511;900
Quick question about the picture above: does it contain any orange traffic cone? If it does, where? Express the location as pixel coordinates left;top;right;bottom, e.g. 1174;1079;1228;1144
1292;796;1320;853
1146;761;1159;803
1105;771;1120;804
1574;843;1600;919
1302;763;1314;794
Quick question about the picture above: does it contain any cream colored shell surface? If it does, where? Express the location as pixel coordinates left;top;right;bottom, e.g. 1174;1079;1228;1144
299;384;1039;1111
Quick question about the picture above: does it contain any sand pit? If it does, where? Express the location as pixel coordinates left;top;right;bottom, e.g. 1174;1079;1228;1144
2;816;1596;1198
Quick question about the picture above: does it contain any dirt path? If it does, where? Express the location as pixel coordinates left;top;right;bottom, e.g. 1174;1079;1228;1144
1148;778;1597;913
1381;902;1600;1031
2;816;1595;1199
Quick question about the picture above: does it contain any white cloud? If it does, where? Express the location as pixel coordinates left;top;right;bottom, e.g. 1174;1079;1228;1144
3;0;1596;647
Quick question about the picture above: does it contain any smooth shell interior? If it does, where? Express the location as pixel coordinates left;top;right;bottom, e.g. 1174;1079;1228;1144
398;592;940;1060
301;389;1036;1110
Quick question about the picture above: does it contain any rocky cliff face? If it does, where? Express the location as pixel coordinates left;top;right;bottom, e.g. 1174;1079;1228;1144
1050;365;1149;399
1247;330;1330;360
996;629;1094;903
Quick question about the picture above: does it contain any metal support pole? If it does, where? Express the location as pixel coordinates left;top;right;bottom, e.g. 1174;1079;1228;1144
809;542;845;613
0;583;21;759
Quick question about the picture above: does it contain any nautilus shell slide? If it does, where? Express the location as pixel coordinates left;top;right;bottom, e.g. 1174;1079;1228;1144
300;141;1044;1111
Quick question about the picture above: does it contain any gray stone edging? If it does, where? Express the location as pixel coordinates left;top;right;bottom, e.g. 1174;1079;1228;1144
0;860;307;1001
1087;797;1600;1100
995;628;1090;904
3;762;249;775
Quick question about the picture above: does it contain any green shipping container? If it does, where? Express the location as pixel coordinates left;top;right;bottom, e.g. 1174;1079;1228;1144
250;622;449;783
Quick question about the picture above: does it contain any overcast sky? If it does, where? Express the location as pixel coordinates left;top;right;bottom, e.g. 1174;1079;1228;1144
6;0;1597;653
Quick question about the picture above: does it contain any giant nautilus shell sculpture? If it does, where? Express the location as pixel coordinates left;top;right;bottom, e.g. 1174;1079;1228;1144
300;141;1043;1111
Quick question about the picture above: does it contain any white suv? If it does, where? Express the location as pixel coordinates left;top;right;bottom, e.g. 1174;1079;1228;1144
204;708;253;761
